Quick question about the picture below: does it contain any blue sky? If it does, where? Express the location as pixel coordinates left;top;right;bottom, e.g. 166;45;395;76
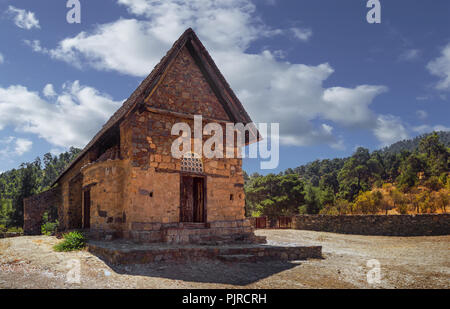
0;0;449;175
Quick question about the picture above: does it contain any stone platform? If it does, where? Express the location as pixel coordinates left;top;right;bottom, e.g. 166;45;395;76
87;240;322;265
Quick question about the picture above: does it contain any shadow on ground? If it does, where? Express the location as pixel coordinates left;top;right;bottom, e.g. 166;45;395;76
96;256;300;285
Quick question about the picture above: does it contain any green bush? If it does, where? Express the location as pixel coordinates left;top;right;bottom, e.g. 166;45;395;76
0;224;6;233
7;226;23;234
41;211;59;236
53;231;86;252
41;221;59;236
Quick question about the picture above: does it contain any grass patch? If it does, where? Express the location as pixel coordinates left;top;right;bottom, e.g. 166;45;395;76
53;231;86;252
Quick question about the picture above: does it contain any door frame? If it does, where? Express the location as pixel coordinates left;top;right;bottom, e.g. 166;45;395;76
83;188;91;229
180;174;207;223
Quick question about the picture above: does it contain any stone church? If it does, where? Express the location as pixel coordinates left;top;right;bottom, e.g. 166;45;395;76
24;28;263;244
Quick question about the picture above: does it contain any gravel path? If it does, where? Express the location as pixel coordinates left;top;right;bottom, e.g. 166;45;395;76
0;230;448;289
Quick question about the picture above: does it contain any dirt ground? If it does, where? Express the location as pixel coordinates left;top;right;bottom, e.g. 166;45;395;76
0;230;448;289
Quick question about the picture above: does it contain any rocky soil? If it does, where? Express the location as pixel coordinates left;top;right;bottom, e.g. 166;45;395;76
0;230;448;289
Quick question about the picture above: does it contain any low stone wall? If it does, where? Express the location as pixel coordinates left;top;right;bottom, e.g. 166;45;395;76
91;219;263;244
293;214;450;236
0;232;23;239
87;241;322;265
23;187;62;235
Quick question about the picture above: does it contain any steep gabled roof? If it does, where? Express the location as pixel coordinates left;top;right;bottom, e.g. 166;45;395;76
53;28;259;186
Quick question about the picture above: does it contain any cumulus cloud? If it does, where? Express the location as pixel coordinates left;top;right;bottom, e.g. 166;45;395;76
0;53;4;64
373;115;408;146
322;85;388;128
0;82;122;148
43;84;56;97
427;43;450;91
28;0;390;147
14;138;33;155
6;6;40;30
0;137;33;157
290;27;312;42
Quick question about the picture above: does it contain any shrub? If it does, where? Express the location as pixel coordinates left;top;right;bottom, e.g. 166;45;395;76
397;202;409;214
0;224;6;233
41;221;59;236
53;231;86;252
7;226;23;234
319;205;339;215
41;211;59;236
424;176;444;191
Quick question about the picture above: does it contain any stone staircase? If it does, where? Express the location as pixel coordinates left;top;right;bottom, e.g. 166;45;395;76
217;254;257;263
162;223;267;245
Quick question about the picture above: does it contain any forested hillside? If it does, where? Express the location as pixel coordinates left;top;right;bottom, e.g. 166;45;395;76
245;132;449;217
381;131;450;155
0;147;81;229
1;131;449;230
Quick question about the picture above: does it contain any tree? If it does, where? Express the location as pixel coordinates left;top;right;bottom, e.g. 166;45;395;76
0;199;14;227
335;198;351;214
0;148;81;228
302;184;321;214
245;173;305;217
390;188;407;214
338;147;372;201
434;191;449;213
419;132;449;177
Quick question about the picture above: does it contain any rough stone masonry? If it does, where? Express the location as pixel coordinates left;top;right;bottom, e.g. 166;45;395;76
23;28;263;246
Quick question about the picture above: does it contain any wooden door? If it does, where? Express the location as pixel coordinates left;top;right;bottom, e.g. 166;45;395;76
193;177;204;223
180;176;205;223
181;176;194;222
83;189;91;229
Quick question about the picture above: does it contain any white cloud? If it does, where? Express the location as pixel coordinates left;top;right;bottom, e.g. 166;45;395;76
373;115;408;146
6;6;40;30
24;39;44;52
416;110;428;120
0;53;4;64
322;85;388;128
29;0;389;147
0;81;122;148
399;49;420;61
434;125;450;132
427;43;450;91
43;84;56;97
0;137;33;157
14;138;33;155
412;124;450;134
291;27;312;42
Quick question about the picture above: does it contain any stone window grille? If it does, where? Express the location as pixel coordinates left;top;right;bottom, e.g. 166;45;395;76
181;152;203;173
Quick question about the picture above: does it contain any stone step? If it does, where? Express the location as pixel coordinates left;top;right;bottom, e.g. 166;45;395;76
87;241;323;264
217;254;257;263
178;223;207;229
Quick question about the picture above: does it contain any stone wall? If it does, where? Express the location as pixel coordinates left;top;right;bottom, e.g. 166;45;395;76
59;153;90;230
23;186;61;235
119;107;246;234
293;214;450;236
148;46;230;121
81;159;126;237
50;43;250;242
